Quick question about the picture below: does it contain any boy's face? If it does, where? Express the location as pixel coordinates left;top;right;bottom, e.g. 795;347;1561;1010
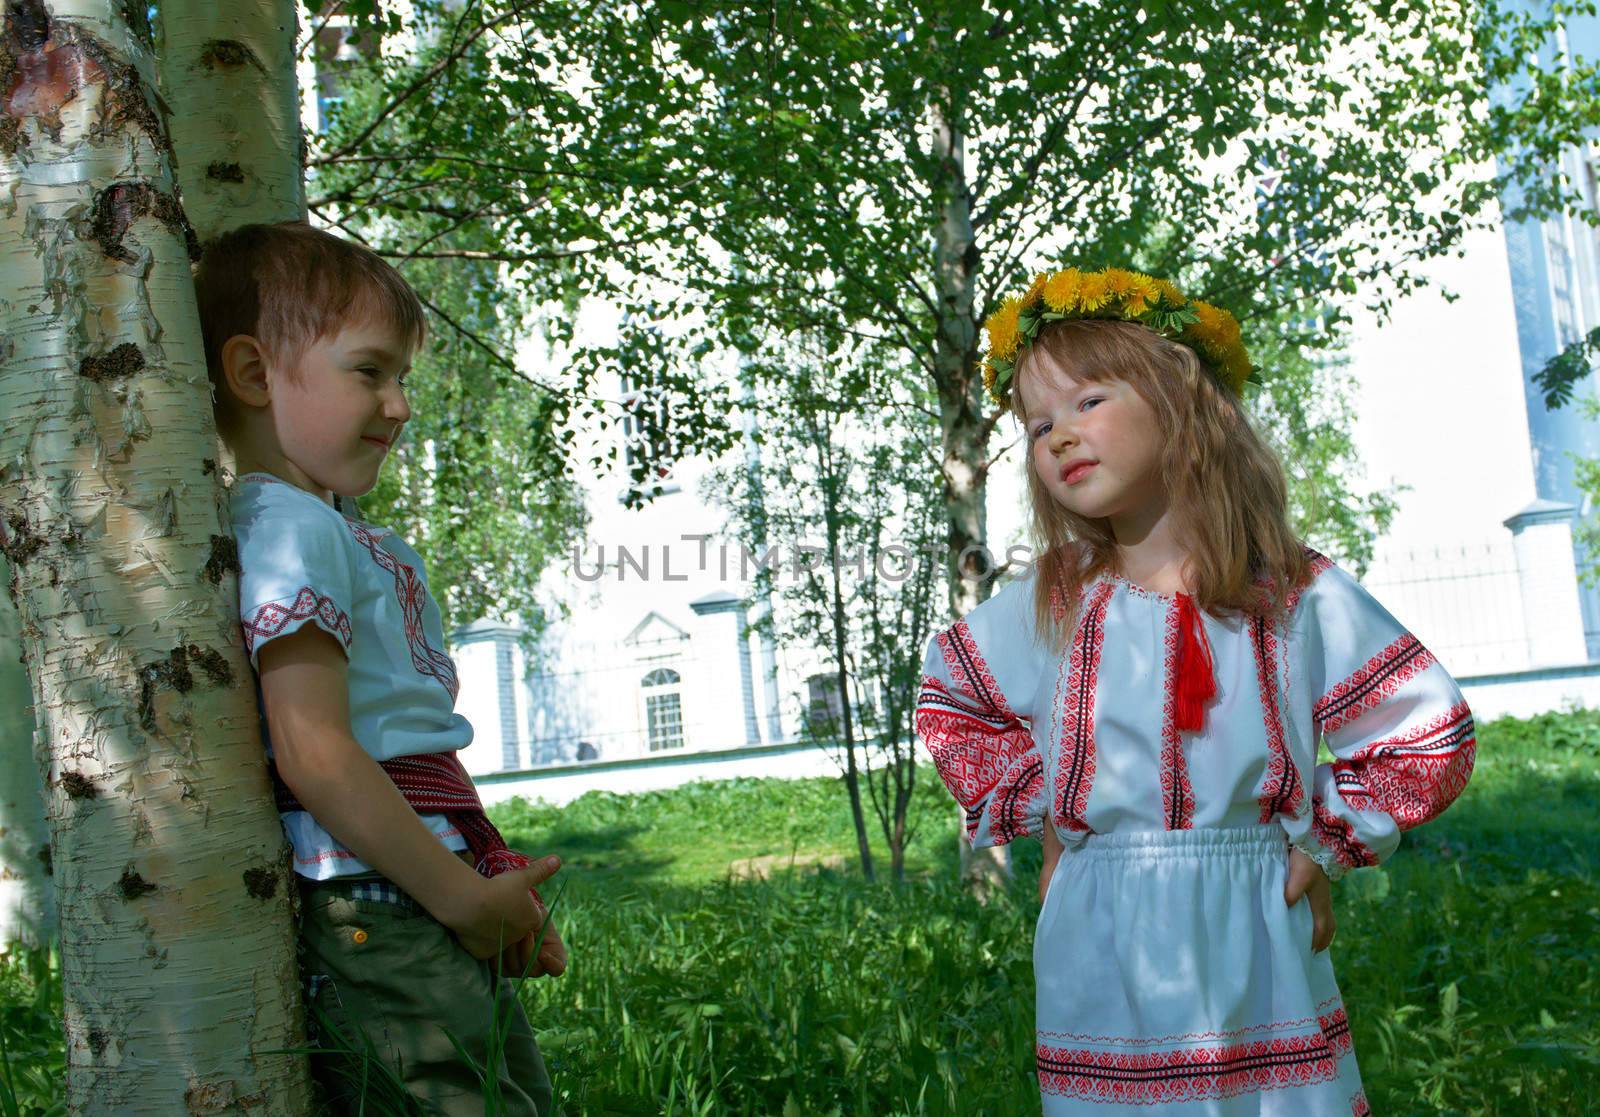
268;316;413;500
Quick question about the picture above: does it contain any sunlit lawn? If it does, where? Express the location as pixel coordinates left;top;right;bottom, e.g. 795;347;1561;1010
4;712;1597;1115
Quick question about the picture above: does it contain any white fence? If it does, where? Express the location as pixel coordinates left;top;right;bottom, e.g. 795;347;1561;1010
1363;539;1532;677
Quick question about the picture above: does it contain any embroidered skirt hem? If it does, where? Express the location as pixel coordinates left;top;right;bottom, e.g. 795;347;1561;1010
1035;826;1367;1116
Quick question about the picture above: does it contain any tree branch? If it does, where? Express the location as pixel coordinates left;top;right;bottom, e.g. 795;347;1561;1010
310;0;538;165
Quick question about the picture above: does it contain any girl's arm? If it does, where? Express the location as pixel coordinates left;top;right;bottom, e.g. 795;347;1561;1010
259;625;561;968
918;575;1051;848
1287;561;1477;880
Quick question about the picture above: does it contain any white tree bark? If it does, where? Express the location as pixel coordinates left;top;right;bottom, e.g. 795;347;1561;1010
0;556;53;948
0;2;310;1111
931;99;1010;889
156;0;304;241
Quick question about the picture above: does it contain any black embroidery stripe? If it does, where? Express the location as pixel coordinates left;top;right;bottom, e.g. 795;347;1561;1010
918;686;1013;729
1362;719;1476;758
1057;593;1105;824
1036;1041;1336;1083
1315;638;1429;726
947;625;1006;717
1256;616;1297;817
1332;733;1475;794
995;756;1043;839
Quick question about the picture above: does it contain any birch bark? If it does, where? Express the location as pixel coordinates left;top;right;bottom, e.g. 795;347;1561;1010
155;0;304;239
0;1;310;1110
0;556;52;948
931;98;1009;887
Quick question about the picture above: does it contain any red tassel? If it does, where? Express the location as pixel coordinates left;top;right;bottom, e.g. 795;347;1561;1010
1173;593;1216;733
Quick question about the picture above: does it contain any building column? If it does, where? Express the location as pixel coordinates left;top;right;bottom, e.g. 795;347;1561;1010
1504;499;1588;667
690;591;762;745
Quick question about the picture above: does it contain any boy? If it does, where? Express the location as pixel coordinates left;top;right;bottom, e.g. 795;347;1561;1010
194;222;565;1115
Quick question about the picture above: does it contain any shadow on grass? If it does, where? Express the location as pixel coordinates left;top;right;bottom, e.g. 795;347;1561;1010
497;820;677;884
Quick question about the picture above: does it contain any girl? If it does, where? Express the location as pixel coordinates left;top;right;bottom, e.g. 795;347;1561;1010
918;267;1475;1115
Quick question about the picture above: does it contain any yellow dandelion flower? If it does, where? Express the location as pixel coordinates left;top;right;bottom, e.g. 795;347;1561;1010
1212;308;1242;349
985;296;1024;360
1078;271;1111;312
1042;268;1082;312
1102;268;1138;299
1153;278;1185;307
1121;273;1160;317
1188;301;1228;353
983;359;998;398
1022;272;1049;308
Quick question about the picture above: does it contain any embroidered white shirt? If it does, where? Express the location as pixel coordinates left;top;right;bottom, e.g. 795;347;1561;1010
232;472;471;879
917;554;1476;879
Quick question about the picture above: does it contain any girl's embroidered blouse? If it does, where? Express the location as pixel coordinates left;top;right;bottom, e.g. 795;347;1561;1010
916;556;1475;879
232;473;472;878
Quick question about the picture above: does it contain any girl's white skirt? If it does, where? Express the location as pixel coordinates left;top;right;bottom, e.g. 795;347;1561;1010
1034;826;1369;1116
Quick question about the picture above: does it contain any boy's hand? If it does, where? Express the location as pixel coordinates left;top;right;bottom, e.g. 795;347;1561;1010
448;857;563;967
498;913;568;981
1284;847;1335;953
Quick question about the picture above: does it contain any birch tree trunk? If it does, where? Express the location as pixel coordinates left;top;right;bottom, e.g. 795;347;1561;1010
0;557;52;948
931;98;1010;888
155;0;304;240
0;2;311;1110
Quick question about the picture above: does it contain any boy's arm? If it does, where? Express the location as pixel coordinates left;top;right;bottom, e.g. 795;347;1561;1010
258;625;557;963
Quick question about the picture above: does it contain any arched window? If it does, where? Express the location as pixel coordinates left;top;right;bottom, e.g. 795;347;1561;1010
641;667;684;751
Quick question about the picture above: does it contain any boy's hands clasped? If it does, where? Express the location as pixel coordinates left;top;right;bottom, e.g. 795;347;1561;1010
448;854;568;980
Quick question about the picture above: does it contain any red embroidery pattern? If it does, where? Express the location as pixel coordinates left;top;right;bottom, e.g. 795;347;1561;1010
917;670;1040;844
1160;598;1195;830
1312;797;1379;869
1282;547;1336;616
1036;1007;1351;1103
1053;581;1115;833
1048;584;1069;623
1352;1088;1373;1116
1316;634;1437;737
346;522;460;702
1333;701;1476;829
243;586;352;655
1253;614;1303;823
991;754;1045;842
275;751;531;877
937;620;1016;720
1319;1004;1353;1058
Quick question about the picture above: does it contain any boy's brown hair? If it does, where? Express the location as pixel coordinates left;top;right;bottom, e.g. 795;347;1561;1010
192;221;427;427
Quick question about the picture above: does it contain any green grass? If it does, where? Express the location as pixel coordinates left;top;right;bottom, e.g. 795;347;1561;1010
4;712;1598;1114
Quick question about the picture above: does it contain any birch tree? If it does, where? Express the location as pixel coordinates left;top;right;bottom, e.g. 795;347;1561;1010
155;0;305;240
645;0;1600;618
0;0;309;1109
0;555;51;948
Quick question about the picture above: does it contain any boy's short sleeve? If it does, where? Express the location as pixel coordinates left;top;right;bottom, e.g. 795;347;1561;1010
236;504;356;667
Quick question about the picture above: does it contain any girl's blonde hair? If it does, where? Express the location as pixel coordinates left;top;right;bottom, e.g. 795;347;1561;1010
1011;319;1309;649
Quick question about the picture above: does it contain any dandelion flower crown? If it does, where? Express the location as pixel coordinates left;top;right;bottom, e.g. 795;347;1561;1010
981;266;1255;407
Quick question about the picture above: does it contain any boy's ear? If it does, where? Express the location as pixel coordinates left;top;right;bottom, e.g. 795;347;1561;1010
220;335;272;408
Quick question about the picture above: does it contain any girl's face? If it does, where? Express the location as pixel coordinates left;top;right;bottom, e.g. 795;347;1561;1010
1018;350;1167;526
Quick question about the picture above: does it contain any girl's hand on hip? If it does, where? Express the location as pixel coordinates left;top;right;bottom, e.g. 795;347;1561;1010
1284;847;1335;953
